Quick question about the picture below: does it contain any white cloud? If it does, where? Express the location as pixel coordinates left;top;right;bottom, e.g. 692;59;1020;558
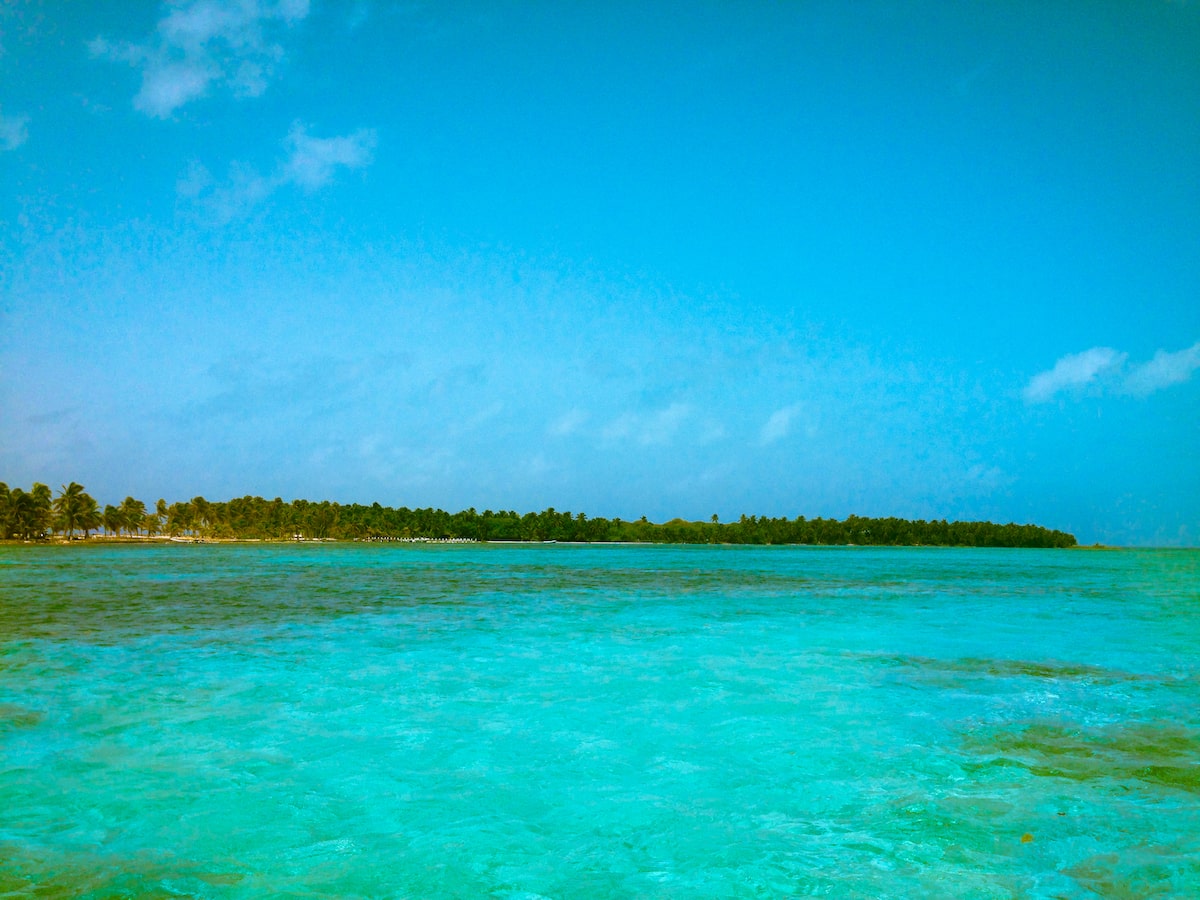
602;403;692;446
176;159;215;198
547;409;589;437
698;418;727;444
281;123;378;191
759;403;803;445
1025;341;1200;403
1123;341;1200;396
90;0;310;117
962;463;1014;492
139;58;215;115
641;403;691;445
1023;347;1126;403
179;159;274;221
0;109;29;150
181;123;376;221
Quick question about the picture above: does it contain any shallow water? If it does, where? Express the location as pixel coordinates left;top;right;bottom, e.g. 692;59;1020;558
1;543;1197;897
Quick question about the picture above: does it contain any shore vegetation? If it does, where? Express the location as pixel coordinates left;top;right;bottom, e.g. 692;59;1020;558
0;481;1078;548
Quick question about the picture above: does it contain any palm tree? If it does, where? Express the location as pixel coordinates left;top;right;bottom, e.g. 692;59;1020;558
30;483;52;537
143;511;161;538
4;486;26;539
8;489;39;540
119;497;147;537
102;504;122;536
0;482;10;539
77;494;101;539
53;482;86;539
167;501;193;536
190;496;211;537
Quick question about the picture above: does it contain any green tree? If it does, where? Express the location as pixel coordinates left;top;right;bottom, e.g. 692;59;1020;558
3;487;42;539
30;483;51;536
78;495;101;538
143;511;161;538
53;482;86;538
191;496;211;537
8;489;32;539
119;497;147;537
167;502;193;536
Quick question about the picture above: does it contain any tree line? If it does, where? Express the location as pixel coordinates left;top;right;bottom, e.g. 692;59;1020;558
0;480;1078;548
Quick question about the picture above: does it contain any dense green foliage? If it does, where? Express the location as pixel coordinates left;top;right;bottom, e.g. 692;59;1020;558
0;482;53;540
0;480;1077;547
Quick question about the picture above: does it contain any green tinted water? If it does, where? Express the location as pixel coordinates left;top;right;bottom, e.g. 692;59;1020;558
1;544;1197;897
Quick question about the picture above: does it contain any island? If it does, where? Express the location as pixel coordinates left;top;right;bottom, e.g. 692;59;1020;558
1;481;1077;548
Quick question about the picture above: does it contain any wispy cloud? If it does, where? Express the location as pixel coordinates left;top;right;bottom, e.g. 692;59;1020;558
1023;347;1126;403
759;403;803;445
180;122;377;220
547;409;589;437
1025;342;1200;403
1123;341;1200;396
603;403;692;446
90;0;310;117
280;123;377;191
0;108;29;150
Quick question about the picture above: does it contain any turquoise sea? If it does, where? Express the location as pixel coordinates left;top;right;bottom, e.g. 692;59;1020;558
1;543;1197;898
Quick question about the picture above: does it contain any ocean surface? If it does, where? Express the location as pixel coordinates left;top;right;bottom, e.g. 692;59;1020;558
0;543;1197;898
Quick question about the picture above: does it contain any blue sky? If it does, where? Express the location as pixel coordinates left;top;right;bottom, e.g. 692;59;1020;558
2;1;1198;545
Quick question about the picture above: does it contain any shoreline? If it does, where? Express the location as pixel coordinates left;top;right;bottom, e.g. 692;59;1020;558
0;536;1152;550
